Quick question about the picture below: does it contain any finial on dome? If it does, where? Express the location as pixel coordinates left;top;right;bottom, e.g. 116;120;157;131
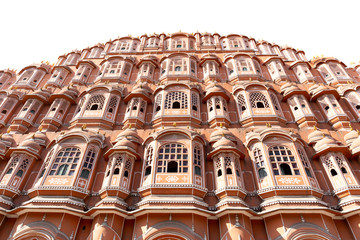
7;128;10;134
81;124;86;131
38;126;43;132
266;122;271;128
313;125;318;131
350;124;353;131
129;123;132;129
173;122;177;127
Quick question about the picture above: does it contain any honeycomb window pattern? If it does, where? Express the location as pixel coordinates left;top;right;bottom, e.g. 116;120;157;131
49;147;81;176
157;143;188;173
164;92;188;109
268;146;299;176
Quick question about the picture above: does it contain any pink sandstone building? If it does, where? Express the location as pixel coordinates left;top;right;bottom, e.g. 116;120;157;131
0;32;359;239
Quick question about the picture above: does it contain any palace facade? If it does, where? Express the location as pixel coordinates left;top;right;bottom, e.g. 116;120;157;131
0;32;359;239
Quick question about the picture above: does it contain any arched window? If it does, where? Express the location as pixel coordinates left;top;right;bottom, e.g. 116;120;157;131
253;148;267;179
37;150;54;180
165;92;188;109
107;96;118;114
154;94;162;112
124;159;132;178
318;65;333;83
207;99;213;112
144;146;153;176
195;166;201;175
215;98;221;109
157;143;188;173
298;148;313;178
280;163;292;175
225;157;233;175
193;145;202;176
191;93;198;112
49;147;81;176
268;146;299;176
57;164;69;175
76;97;85;115
167;161;178;172
249;92;270;108
215;157;222;177
14;159;29;178
113;155;123;176
335;156;349;175
145;167;151;176
329;63;347;77
80;149;97;179
258;168;267;179
172;101;180;109
80;169;90;179
235;57;253;73
237;94;247;113
5;157;19;175
270;93;283;116
86;95;106;111
16;169;24;177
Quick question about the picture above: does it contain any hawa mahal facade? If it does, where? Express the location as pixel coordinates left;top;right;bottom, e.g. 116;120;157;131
0;32;359;239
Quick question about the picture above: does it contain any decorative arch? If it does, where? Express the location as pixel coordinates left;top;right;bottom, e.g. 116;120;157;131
11;221;70;240
274;222;338;240
139;221;203;240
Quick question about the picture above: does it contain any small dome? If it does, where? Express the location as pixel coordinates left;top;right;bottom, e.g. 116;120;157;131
0;133;14;146
313;135;338;152
308;128;326;144
19;138;41;153
309;84;328;96
115;129;140;144
344;130;359;145
350;136;360;154
113;138;137;151
210;128;235;143
57;86;79;100
205;84;224;95
280;82;299;96
213;136;236;149
33;88;51;99
132;82;151;96
26;131;47;147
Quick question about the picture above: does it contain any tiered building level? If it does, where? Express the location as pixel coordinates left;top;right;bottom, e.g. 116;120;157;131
0;32;359;239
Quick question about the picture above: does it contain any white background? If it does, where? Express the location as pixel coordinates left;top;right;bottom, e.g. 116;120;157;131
0;0;359;71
